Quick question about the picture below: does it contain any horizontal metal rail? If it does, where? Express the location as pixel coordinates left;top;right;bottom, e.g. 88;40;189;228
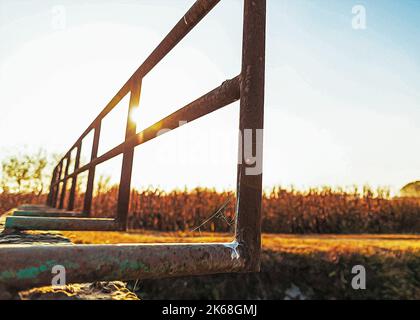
13;210;83;218
55;0;220;165
0;243;243;290
50;75;240;187
5;217;117;231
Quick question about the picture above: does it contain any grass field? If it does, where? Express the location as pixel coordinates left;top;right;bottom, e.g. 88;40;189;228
61;230;420;253
59;230;420;300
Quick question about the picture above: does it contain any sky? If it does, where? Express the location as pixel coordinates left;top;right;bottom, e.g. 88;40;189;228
0;0;419;193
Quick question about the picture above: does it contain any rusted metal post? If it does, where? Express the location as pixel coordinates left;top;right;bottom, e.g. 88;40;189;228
51;164;61;208
59;154;71;209
116;79;141;231
235;0;266;272
68;142;82;211
83;124;101;216
46;170;52;206
52;161;63;208
52;184;59;208
46;167;57;206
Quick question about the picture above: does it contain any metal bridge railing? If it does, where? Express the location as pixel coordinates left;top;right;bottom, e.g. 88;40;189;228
1;0;265;289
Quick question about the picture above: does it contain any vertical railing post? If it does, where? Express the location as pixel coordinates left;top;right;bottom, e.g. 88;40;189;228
52;161;63;208
83;124;101;216
68;142;82;211
235;0;266;272
116;78;141;231
59;154;71;209
46;167;57;206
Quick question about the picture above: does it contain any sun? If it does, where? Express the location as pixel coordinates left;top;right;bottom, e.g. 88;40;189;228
129;106;142;129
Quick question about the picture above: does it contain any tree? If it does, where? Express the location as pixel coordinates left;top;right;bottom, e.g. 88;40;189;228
400;181;420;198
1;150;49;195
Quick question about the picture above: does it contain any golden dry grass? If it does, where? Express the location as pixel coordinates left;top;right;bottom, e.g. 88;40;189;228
61;230;420;256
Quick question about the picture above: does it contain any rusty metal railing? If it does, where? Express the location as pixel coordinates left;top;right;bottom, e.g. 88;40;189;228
1;0;265;289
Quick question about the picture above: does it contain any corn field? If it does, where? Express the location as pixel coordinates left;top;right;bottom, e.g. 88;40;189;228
77;185;420;234
2;186;419;234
